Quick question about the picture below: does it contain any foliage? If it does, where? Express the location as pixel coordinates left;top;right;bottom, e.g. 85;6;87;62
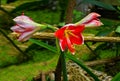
115;26;120;34
81;0;116;10
1;0;120;81
11;0;58;13
112;72;120;81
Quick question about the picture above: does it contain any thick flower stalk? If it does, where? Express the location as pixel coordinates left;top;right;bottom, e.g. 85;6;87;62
75;12;103;27
55;24;85;54
11;14;46;42
55;12;103;54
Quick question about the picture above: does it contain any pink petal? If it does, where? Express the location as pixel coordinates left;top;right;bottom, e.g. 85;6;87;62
11;25;33;33
11;25;25;33
18;30;34;42
84;20;103;27
13;15;33;23
76;12;101;25
13;15;36;29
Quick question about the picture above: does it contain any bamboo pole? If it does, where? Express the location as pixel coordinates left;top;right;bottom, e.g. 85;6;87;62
10;32;120;42
85;56;120;66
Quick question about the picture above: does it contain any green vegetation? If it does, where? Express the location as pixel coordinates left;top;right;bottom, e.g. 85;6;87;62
1;0;120;81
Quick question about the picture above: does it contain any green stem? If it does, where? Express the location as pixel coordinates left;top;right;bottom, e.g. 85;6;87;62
66;53;100;81
55;38;68;81
56;38;60;54
61;51;68;81
55;54;62;81
47;24;57;32
84;42;99;58
55;38;62;81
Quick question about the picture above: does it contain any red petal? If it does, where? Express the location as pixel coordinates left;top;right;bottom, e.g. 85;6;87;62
59;38;67;51
66;38;75;54
71;24;85;34
69;33;84;45
54;27;66;39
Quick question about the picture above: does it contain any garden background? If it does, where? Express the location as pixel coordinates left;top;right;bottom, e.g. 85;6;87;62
0;0;120;81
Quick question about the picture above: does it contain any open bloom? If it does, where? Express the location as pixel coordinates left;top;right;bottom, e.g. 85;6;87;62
55;24;85;54
75;12;103;27
11;14;46;42
55;12;103;54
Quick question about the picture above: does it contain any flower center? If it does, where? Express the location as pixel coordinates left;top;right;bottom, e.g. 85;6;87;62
64;29;78;38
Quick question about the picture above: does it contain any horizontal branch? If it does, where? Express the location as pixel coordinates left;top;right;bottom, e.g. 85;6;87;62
85;56;120;66
10;32;120;42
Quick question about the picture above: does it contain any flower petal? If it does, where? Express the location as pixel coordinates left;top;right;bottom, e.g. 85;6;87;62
18;30;34;42
71;24;85;34
75;12;101;25
11;25;25;33
84;20;103;27
66;37;75;54
59;38;67;51
55;27;66;39
11;25;33;33
13;15;37;29
69;33;84;45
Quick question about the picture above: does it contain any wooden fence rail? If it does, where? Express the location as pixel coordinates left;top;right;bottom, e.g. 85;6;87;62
11;32;120;42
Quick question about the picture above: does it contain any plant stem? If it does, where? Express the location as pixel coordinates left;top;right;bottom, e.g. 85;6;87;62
55;38;68;81
55;38;62;81
55;54;62;81
61;51;68;81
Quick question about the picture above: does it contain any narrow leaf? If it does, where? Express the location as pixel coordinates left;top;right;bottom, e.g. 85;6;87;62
29;39;57;53
112;72;120;81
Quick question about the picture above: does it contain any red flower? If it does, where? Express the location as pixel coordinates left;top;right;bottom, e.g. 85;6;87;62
55;24;85;54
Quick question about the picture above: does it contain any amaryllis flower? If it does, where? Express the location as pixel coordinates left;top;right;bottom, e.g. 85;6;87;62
75;12;103;27
55;24;85;54
11;14;46;42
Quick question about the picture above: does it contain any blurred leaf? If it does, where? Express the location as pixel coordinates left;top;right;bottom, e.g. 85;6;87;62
82;0;116;10
59;0;68;10
66;53;100;81
115;26;120;34
58;22;65;27
96;29;113;36
29;39;57;53
73;10;83;22
112;72;120;81
11;0;53;13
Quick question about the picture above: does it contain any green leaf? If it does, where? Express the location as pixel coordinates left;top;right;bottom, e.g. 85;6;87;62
96;29;113;36
82;0;116;10
29;39;57;53
115;26;120;34
11;0;50;13
112;72;120;81
66;53;100;81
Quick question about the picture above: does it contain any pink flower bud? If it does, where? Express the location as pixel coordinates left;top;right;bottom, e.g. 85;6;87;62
75;12;103;27
11;14;46;42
